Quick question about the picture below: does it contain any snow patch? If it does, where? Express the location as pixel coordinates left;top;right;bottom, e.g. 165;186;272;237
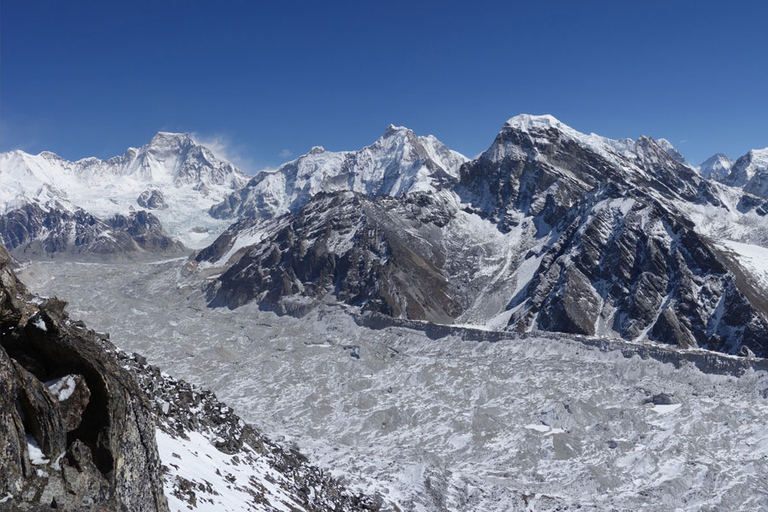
45;375;77;401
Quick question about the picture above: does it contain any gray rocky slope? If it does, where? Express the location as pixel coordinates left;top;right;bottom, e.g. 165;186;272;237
0;202;186;259
0;244;376;511
195;115;768;358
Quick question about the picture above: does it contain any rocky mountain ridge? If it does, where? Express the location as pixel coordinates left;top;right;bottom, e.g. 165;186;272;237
194;114;768;358
0;200;185;259
0;243;169;510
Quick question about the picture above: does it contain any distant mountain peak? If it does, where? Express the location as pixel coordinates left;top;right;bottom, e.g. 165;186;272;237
504;113;563;131
209;126;468;220
699;153;733;180
655;138;687;163
383;124;411;137
727;146;768;191
309;145;326;155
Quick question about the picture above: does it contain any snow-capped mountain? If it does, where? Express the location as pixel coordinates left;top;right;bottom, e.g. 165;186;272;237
655;137;687;164
209;125;467;219
0;133;248;251
726;147;768;197
194;114;768;358
699;153;733;180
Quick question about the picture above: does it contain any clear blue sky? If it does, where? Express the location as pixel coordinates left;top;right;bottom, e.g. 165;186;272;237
1;1;766;171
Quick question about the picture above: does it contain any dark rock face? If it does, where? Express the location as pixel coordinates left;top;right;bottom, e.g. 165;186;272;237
458;122;719;234
0;202;185;258
0;244;168;511
447;119;768;355
507;191;768;355
106;210;185;253
137;189;168;210
204;191;461;323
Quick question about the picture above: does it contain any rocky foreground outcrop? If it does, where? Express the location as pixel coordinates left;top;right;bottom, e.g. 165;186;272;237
0;242;379;510
117;349;381;512
0;244;169;510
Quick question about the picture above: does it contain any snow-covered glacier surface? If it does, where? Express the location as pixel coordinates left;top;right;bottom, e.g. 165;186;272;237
18;259;768;511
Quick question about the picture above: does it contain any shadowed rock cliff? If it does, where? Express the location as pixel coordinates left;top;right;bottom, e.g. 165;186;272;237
0;244;169;511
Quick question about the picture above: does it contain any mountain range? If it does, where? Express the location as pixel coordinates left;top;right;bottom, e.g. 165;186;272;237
4;114;768;510
3;116;768;356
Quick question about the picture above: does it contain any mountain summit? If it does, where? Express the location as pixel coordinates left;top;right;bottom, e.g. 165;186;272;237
209;125;467;219
699;153;734;180
0;133;248;251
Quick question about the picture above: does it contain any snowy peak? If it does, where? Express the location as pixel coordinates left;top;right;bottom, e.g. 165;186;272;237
460;114;712;233
728;147;768;188
0;134;249;249
209;125;468;219
383;123;410;137
504;113;564;131
0;132;246;190
497;114;690;168
102;131;246;188
656;138;686;163
699;153;733;180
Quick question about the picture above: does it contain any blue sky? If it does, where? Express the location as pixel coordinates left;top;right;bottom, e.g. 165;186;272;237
1;1;766;171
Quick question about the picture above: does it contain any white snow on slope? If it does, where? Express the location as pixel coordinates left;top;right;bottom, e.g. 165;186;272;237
728;147;768;187
157;429;302;512
720;239;768;288
699;153;733;180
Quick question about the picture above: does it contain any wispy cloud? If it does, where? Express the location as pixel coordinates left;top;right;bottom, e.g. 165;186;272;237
190;132;258;174
279;149;293;159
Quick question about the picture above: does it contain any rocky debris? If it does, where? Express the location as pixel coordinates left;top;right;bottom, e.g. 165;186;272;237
0;201;185;258
0;244;169;510
137;189;168;210
204;191;462;323
116;350;381;512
